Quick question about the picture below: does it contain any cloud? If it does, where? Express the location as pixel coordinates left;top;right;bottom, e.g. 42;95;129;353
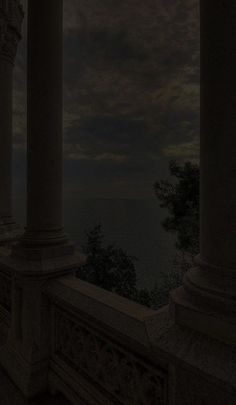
13;0;200;198
162;135;200;162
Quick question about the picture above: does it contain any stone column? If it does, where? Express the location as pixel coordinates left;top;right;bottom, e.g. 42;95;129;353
0;0;23;245
13;0;73;259
0;1;84;397
171;0;236;345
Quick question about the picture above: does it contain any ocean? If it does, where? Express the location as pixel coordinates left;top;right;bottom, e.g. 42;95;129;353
13;198;177;289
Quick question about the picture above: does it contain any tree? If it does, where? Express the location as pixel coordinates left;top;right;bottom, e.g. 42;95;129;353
150;251;191;309
77;224;154;306
154;160;200;260
77;161;200;311
150;160;200;308
77;224;138;299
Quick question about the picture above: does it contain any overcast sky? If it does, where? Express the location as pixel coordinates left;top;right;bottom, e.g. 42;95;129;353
13;0;199;200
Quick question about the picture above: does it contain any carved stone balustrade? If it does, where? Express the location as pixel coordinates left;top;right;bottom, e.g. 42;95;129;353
44;276;236;405
45;276;169;405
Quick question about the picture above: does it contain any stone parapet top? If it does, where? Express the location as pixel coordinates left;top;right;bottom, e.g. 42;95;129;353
46;276;169;404
45;276;236;394
44;275;166;350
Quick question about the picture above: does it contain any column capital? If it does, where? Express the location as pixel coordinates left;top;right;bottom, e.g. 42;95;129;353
0;0;24;64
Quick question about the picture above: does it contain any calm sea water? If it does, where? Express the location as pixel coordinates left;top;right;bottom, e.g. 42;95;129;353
13;198;176;289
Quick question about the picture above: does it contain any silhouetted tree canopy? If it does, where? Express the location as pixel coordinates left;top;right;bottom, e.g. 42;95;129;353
148;160;200;308
154;160;200;259
77;161;200;310
77;224;138;299
77;225;154;306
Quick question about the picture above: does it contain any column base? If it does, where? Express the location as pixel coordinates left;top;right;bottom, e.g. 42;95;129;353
19;227;69;246
170;255;236;346
0;342;49;399
151;307;236;405
0;249;85;399
12;240;75;261
11;228;79;261
0;247;85;275
0;217;22;246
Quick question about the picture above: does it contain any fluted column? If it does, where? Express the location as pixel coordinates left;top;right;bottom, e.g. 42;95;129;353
0;0;23;245
172;0;236;344
14;0;73;258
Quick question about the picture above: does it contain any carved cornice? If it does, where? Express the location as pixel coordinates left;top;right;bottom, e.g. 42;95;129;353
0;0;24;64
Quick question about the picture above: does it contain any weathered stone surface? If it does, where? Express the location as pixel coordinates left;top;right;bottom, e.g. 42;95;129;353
175;368;236;405
18;0;66;249
152;307;236;405
0;363;72;404
0;0;23;64
45;278;236;405
46;277;169;405
0;252;84;399
44;276;158;348
0;0;84;400
171;0;236;346
0;0;23;245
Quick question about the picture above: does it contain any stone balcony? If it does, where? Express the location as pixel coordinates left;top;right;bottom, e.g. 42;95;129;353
0;246;235;404
0;0;236;403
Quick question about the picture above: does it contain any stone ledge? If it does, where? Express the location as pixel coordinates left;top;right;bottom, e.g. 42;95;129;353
0;251;85;278
151;306;236;400
44;275;163;349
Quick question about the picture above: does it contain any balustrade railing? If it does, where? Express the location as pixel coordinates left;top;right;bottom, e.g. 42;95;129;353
45;276;169;405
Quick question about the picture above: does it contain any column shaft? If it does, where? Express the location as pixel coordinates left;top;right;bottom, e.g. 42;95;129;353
200;0;236;270
0;1;24;244
0;59;13;221
171;0;236;344
22;0;66;246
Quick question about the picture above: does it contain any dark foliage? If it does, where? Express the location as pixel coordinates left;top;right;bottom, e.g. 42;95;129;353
150;160;200;307
76;224;138;299
154;160;199;259
77;160;200;309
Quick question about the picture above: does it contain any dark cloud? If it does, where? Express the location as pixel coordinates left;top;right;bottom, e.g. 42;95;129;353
13;0;200;198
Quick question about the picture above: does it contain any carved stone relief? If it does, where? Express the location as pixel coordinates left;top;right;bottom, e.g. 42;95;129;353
54;307;168;405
